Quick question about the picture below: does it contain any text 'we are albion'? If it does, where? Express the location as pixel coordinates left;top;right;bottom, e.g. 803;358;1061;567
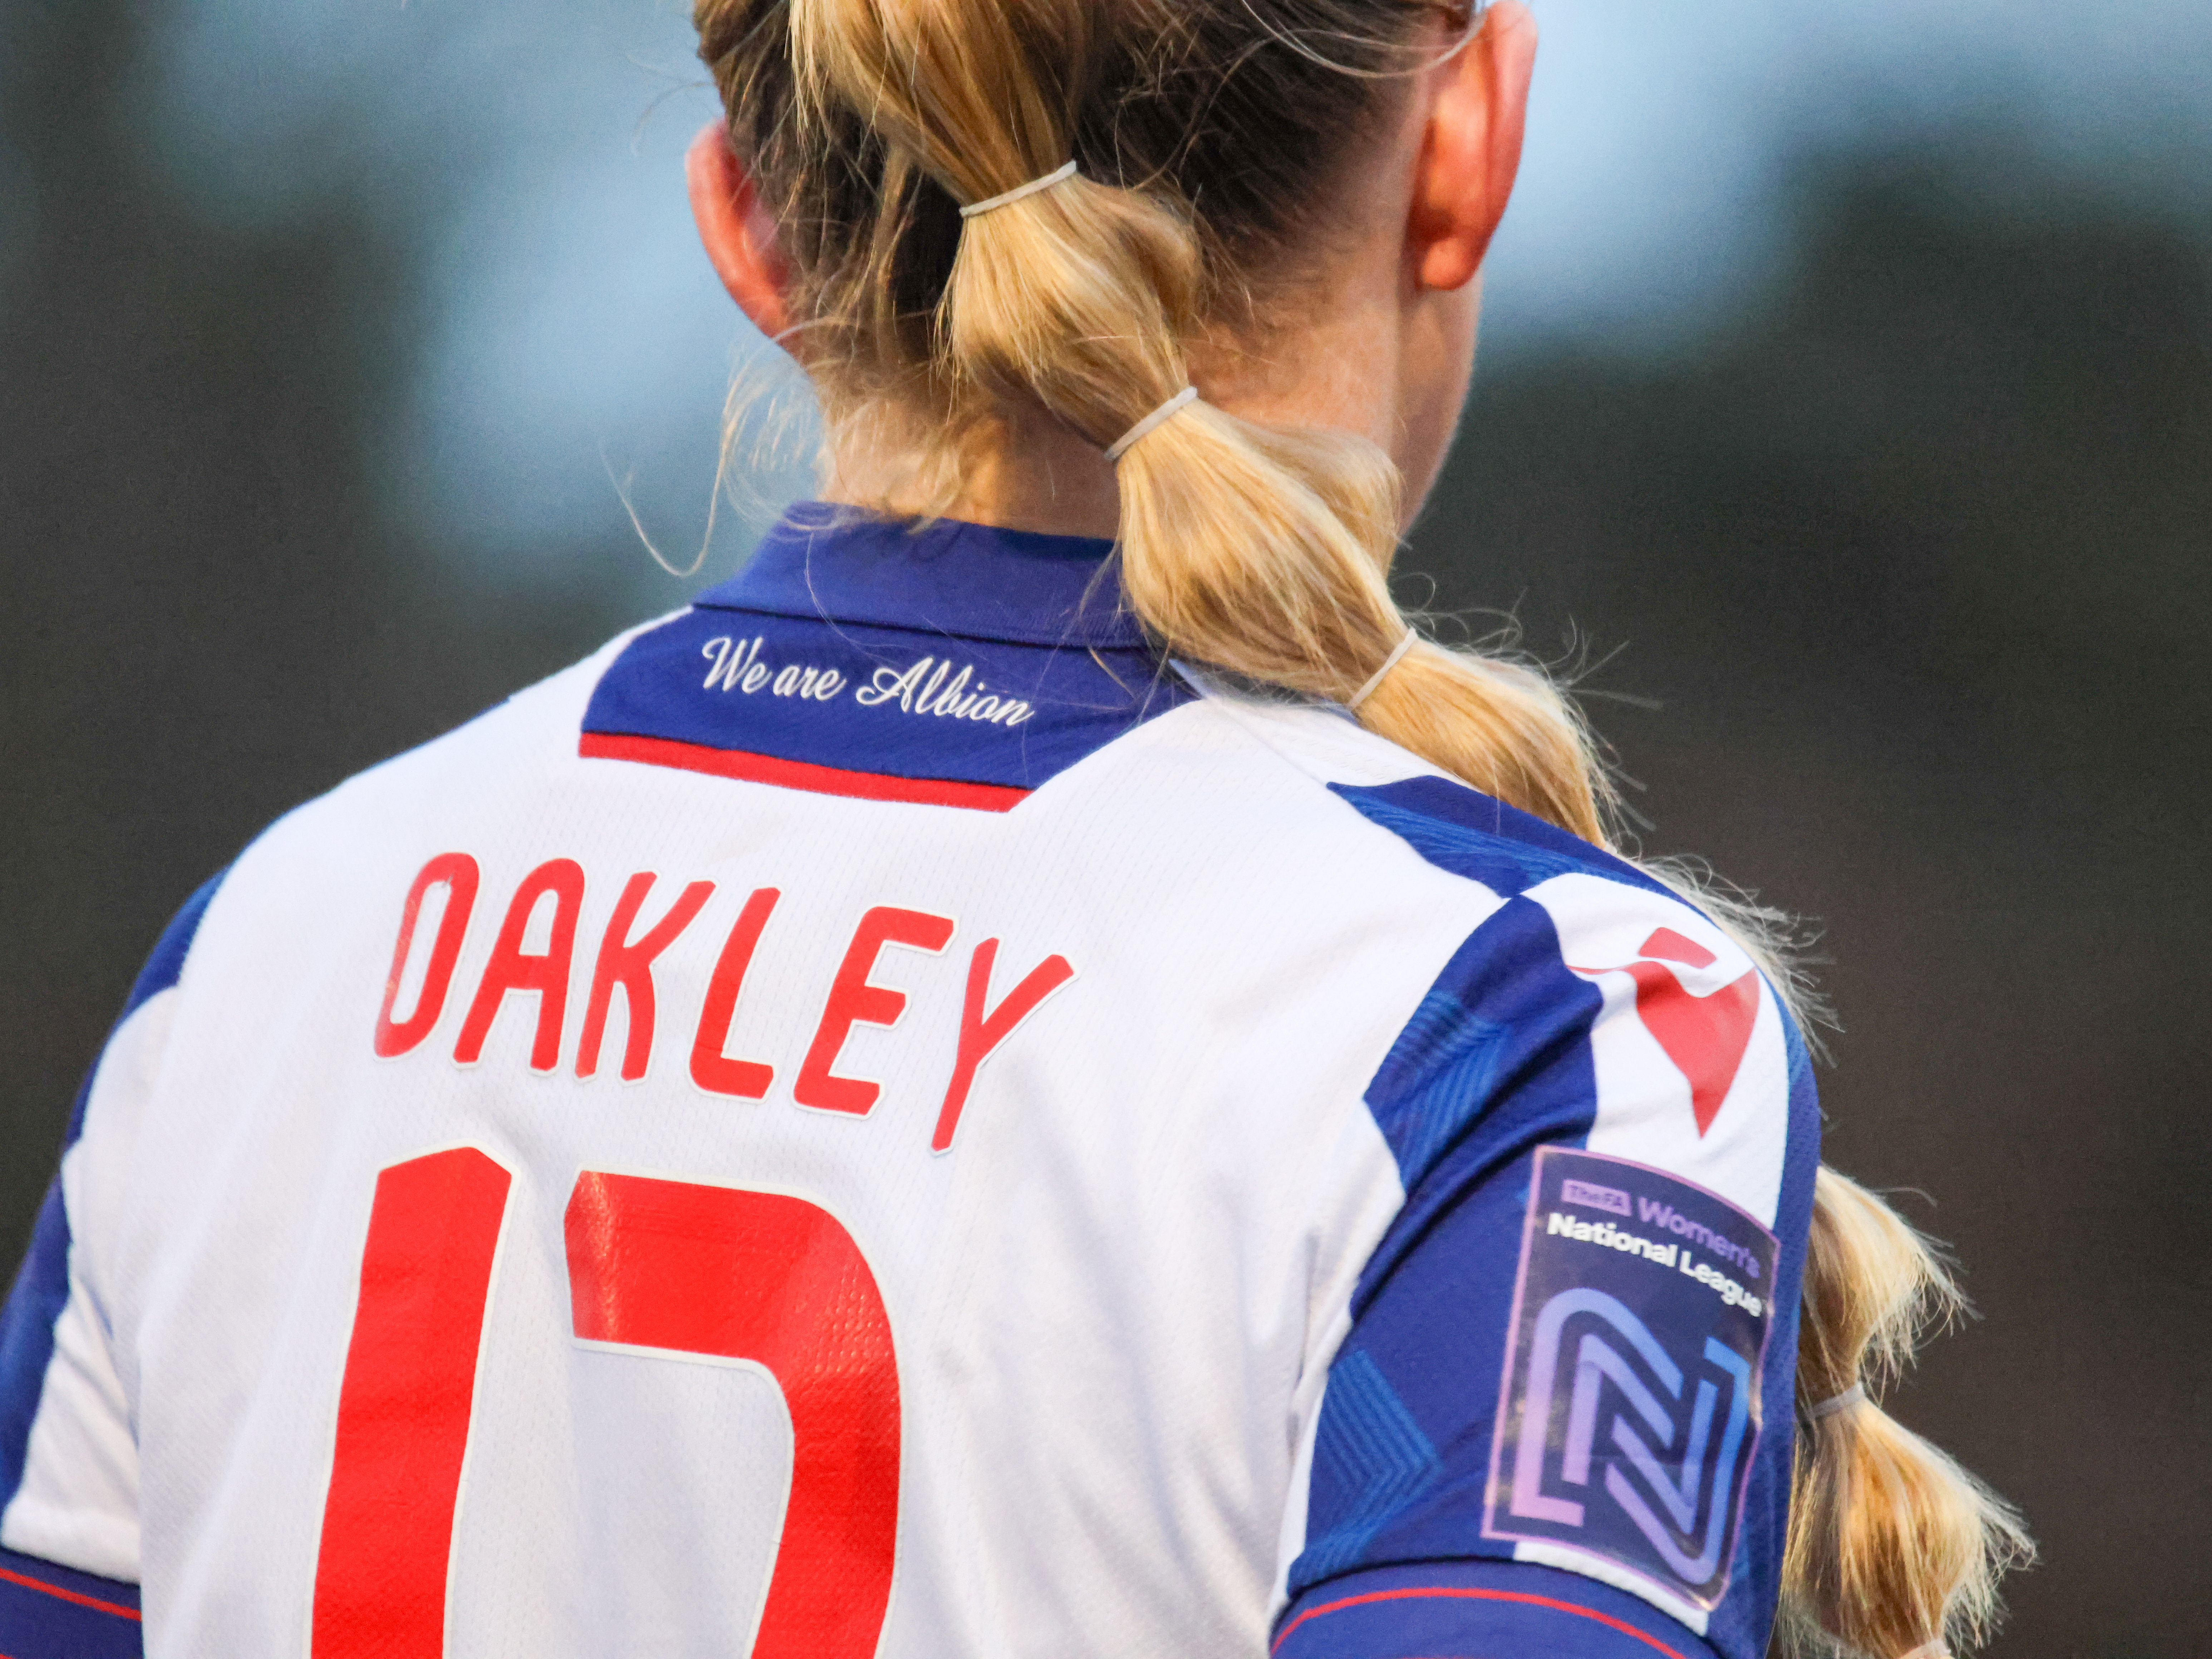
372;852;1074;1154
702;635;1038;727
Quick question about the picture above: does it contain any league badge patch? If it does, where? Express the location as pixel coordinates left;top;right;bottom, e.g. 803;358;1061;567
1484;1147;1780;1610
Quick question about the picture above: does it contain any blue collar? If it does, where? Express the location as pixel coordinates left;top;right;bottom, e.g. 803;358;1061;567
695;502;1143;650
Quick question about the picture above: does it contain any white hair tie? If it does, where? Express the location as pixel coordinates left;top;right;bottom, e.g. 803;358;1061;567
1104;386;1200;463
1346;631;1418;713
1898;1643;1952;1659
1808;1382;1866;1421
960;159;1079;218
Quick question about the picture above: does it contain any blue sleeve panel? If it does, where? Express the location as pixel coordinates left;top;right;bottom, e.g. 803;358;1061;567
1292;780;1822;1659
0;872;225;1528
1291;894;1612;1590
1274;1559;1714;1659
0;1545;142;1657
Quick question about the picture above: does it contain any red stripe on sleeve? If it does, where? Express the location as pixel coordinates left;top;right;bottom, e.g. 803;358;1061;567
1271;1585;1691;1659
0;1565;139;1621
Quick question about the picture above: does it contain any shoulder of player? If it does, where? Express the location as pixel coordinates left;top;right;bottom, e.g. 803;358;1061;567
230;615;668;862
343;612;672;801
1171;676;1668;906
1327;764;1807;1124
1184;684;1812;1109
136;617;670;986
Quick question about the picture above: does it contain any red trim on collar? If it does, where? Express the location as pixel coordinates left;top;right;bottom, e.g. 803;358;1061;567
580;732;1031;813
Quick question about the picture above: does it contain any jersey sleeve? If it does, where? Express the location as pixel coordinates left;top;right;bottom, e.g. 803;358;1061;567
1277;786;1821;1659
0;875;223;1655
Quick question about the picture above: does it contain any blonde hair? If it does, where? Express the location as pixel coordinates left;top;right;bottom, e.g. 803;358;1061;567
1780;1169;2035;1658
694;0;2031;1648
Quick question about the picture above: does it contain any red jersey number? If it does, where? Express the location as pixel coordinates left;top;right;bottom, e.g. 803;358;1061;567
312;1150;900;1659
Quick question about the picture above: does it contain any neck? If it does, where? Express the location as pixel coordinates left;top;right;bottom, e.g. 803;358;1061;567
816;278;1440;540
823;399;1121;539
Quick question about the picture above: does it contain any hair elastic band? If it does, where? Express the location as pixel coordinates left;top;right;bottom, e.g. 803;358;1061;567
1347;631;1418;713
1808;1382;1867;1421
959;160;1080;218
1898;1643;1952;1659
1104;386;1200;463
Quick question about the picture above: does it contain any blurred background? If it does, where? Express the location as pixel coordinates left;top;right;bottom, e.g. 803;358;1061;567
2;0;2205;1650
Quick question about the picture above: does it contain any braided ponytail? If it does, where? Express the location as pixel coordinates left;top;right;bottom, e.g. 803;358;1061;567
694;0;2031;1648
1780;1170;2035;1658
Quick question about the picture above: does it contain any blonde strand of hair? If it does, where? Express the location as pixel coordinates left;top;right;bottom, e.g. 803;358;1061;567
1780;1170;2035;1658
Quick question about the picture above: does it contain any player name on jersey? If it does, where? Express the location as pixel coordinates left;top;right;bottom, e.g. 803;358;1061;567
371;852;1075;1155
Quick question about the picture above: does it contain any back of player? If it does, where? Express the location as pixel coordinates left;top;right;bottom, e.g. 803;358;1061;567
0;516;1805;1658
0;2;2026;1657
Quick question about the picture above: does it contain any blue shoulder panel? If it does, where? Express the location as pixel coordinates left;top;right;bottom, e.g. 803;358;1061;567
0;1545;141;1657
1330;776;1674;901
1295;779;1821;1659
0;871;223;1526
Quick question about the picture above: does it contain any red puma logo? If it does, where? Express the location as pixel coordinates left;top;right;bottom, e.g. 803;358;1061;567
1576;927;1761;1136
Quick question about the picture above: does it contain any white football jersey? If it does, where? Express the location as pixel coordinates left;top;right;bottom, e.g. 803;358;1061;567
0;506;1819;1659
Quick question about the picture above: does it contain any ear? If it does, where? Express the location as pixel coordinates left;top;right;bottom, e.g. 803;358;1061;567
686;121;794;340
1409;1;1537;292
